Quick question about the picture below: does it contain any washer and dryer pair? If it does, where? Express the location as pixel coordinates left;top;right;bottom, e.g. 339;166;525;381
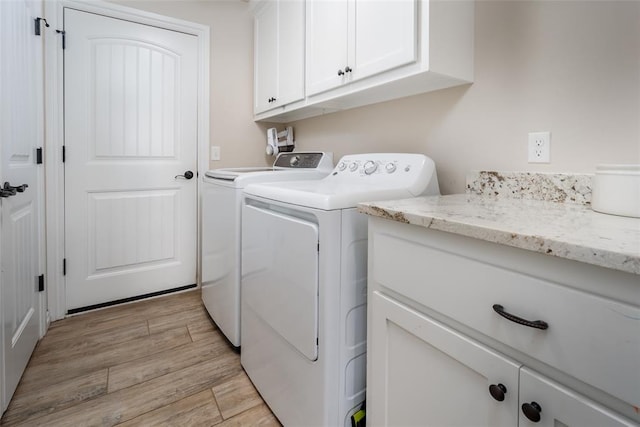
240;153;440;427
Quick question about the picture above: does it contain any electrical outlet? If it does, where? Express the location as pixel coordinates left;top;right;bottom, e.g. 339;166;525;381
528;132;550;163
211;146;221;161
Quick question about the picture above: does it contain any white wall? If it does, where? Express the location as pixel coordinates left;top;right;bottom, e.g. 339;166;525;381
111;1;639;194
292;1;640;194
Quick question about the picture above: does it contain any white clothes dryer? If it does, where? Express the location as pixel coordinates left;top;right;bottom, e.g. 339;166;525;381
240;153;440;426
201;152;333;347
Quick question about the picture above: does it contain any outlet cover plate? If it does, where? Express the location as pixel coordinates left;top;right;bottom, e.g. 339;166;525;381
528;132;550;163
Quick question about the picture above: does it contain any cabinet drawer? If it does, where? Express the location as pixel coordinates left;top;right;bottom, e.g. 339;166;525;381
371;229;640;409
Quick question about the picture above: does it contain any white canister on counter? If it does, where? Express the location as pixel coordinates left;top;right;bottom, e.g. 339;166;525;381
591;164;640;218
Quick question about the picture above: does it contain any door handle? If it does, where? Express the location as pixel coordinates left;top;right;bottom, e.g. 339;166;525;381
0;189;16;198
3;182;28;193
175;171;194;180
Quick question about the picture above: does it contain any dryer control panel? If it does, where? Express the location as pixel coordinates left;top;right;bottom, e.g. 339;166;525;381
330;153;440;198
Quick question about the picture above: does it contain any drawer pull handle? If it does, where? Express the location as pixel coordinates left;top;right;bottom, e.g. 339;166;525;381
492;304;548;330
522;401;542;422
489;383;507;401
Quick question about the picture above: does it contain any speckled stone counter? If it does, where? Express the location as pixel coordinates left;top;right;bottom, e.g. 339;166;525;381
358;172;640;275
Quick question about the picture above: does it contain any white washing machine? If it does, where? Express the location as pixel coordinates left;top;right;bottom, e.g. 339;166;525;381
201;152;333;347
240;153;440;426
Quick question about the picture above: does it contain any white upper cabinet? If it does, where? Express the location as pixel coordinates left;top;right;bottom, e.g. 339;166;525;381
253;0;305;114
306;0;417;96
254;0;474;122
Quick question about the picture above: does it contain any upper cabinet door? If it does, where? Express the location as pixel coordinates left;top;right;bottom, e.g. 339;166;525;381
352;0;417;82
277;0;305;107
254;2;278;113
254;0;305;114
306;0;349;96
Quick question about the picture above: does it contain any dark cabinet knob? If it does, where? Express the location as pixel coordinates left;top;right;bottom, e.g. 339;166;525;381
344;66;352;73
522;401;542;423
267;97;277;103
337;69;344;76
175;171;194;180
488;383;507;402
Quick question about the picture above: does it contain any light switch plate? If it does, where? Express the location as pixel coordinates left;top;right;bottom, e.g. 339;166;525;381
211;146;221;161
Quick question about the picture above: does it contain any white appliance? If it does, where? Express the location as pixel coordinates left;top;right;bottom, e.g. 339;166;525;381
240;153;440;426
201;152;333;347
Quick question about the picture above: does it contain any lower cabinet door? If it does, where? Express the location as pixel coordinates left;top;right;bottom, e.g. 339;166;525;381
368;291;521;427
519;368;637;427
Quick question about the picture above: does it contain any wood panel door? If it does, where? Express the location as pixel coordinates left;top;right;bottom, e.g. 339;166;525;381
0;0;44;413
64;9;198;312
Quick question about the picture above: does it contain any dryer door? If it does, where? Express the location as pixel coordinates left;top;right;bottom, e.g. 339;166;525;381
242;203;319;360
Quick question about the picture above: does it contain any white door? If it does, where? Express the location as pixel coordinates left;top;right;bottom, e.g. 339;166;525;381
368;292;520;427
64;9;198;311
0;0;43;412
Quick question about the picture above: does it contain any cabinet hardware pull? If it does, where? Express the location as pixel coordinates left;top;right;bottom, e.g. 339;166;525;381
344;66;352;73
488;383;507;401
337;69;345;76
522;401;542;422
492;304;548;330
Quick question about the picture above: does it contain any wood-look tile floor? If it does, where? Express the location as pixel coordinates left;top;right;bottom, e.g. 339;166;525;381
0;290;281;427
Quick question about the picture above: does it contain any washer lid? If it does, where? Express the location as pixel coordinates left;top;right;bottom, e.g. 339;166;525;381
204;152;334;187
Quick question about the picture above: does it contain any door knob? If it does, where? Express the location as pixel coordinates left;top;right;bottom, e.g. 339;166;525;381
175;171;194;180
3;182;28;193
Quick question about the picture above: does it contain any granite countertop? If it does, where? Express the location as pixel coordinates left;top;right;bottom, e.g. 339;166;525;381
357;172;640;275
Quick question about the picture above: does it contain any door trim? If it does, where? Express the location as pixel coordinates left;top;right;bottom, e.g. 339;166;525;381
44;0;210;321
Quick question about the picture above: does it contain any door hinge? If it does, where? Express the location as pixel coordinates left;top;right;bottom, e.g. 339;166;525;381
34;17;49;36
63;258;67;276
62;145;66;162
38;274;45;292
36;147;43;164
56;29;66;49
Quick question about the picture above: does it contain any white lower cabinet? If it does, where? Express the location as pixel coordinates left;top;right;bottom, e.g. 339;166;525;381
366;217;640;426
370;292;520;426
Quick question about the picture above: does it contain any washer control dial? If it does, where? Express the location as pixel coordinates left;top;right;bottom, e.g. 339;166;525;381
338;162;347;171
364;160;378;175
349;162;359;172
289;155;300;166
385;162;396;174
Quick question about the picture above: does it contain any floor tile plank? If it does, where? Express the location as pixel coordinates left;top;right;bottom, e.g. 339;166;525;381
31;321;149;366
117;390;222;427
187;317;218;342
1;369;108;426
107;331;229;393
212;371;262;420
216;404;281;427
147;305;211;335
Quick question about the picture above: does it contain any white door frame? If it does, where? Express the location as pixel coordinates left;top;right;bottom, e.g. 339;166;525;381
44;0;210;321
